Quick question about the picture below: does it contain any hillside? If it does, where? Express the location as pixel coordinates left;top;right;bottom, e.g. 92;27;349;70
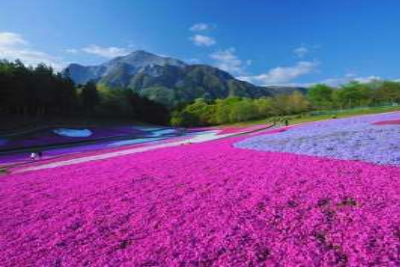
64;51;305;106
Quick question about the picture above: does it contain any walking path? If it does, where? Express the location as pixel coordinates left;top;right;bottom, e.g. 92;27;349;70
14;125;274;174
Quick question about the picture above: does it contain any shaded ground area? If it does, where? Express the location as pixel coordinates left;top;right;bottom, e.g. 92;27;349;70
1;124;400;266
0;125;268;169
0;125;176;151
0;126;189;167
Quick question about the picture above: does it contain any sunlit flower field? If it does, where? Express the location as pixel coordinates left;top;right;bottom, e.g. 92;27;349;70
1;112;400;266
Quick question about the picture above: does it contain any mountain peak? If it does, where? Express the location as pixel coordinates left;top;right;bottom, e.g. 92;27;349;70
63;50;304;107
124;50;156;58
128;49;152;55
103;50;187;68
64;50;187;85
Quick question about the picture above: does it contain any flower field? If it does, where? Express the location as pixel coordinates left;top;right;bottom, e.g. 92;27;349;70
1;113;400;266
236;111;400;166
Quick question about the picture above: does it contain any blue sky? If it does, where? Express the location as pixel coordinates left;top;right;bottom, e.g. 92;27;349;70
1;0;400;86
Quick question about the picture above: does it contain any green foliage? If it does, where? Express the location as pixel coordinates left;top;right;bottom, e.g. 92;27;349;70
308;84;334;108
171;92;311;127
96;85;132;117
171;78;400;127
81;81;100;114
140;86;177;107
0;60;170;124
308;80;400;110
333;81;373;108
0;60;77;116
3;58;400;127
375;81;400;104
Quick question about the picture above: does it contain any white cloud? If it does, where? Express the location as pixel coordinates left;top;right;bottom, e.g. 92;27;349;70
0;32;27;47
238;61;319;85
353;76;381;83
67;45;132;58
190;23;210;32
81;45;130;58
189;23;217;48
293;46;309;58
281;74;383;88
0;32;64;70
293;44;320;58
191;34;216;47
65;48;79;54
210;48;249;75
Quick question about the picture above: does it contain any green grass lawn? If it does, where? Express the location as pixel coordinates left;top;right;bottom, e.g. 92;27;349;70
230;105;400;127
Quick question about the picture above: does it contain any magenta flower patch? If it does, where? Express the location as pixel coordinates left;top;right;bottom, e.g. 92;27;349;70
373;119;400;125
1;123;400;265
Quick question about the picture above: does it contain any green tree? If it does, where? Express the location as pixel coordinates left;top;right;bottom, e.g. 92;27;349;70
287;91;310;113
375;81;400;105
81;81;100;115
229;98;258;122
214;97;241;124
97;85;133;117
308;84;334;109
333;81;373;108
254;97;274;117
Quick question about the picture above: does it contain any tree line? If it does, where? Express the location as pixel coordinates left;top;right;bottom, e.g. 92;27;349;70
171;80;400;127
2;60;400;127
0;60;169;124
170;92;310;126
308;80;400;109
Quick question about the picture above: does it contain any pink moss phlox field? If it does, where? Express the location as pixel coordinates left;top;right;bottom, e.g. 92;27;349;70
373;119;400;125
2;126;400;266
215;125;268;135
188;124;269;135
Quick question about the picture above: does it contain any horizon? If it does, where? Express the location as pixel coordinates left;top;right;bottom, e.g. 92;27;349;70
1;0;400;86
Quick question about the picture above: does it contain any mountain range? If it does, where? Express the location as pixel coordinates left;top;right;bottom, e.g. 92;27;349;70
64;50;306;107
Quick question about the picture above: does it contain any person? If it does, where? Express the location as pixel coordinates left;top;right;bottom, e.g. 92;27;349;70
284;119;289;126
30;152;37;160
37;151;43;160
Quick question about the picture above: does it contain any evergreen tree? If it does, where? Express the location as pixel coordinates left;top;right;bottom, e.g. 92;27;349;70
81;81;100;115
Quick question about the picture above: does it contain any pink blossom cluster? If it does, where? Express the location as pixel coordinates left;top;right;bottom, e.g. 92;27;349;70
215;125;270;135
1;123;400;266
373;119;400;125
